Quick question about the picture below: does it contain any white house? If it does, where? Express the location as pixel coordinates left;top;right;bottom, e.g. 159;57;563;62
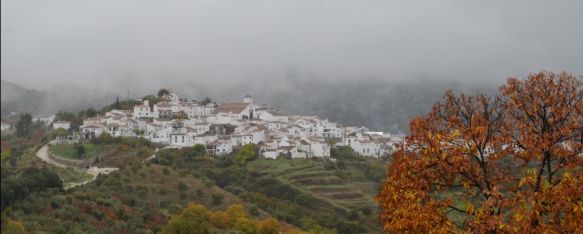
83;117;104;126
1;122;11;131
249;130;265;144
134;100;157;118
80;124;105;138
323;125;344;139
278;144;306;159
70;90;402;160
147;125;171;144
206;113;238;125
181;102;200;118
243;94;253;104
33;115;55;126
193;134;218;145
190;123;210;135
241;134;253;146
208;140;233;155
310;140;331;158
214;96;256;120
53;121;71;130
262;150;278;159
256;110;276;122
170;133;192;148
154;102;174;118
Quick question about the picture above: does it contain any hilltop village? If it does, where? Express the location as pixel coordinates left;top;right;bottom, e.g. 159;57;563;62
46;92;401;159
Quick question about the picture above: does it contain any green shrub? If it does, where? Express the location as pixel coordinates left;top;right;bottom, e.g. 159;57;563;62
178;182;187;192
249;205;259;217
211;193;224;205
159;188;167;195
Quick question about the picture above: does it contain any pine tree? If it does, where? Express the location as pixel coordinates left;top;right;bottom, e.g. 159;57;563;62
115;96;120;110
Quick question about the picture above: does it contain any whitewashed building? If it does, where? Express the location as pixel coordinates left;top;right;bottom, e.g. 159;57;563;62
33;115;55;126
69;91;400;158
80;124;105;138
134;100;157;118
53;121;71;130
1;122;11;131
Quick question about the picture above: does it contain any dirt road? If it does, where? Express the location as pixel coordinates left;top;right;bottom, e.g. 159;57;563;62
36;144;118;189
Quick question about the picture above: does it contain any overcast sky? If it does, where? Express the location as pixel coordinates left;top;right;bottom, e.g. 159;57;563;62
2;0;582;89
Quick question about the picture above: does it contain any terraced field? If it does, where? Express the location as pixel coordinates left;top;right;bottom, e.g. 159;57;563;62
248;159;380;211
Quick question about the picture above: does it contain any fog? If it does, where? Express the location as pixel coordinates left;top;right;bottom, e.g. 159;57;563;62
2;0;582;89
2;0;582;132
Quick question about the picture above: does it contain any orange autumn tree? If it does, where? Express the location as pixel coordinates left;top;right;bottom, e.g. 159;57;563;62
376;71;583;233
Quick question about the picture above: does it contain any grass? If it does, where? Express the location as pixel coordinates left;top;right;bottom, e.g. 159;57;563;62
49;144;105;160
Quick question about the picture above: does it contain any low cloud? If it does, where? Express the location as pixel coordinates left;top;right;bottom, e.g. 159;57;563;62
1;0;581;89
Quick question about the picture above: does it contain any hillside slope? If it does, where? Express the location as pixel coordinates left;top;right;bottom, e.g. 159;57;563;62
1;80;30;103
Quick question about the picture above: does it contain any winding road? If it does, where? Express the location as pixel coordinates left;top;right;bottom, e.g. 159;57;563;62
144;147;159;163
36;144;119;189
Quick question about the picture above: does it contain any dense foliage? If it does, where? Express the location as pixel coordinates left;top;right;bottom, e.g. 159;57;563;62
376;71;583;232
154;145;387;234
161;203;306;234
158;89;170;97
15;114;32;137
55;108;98;131
1;167;63;211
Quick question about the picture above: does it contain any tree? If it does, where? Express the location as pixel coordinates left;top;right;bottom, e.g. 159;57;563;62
209;211;230;229
376;71;583;232
173;112;189;120
1;167;63;211
361;206;372;216
1;220;26;234
234;217;257;234
75;144;85;157
158;88;170;97
211;193;224;205
236;144;257;165
226;204;246;225
115;96;120;110
160;203;210;234
0;149;12;161
15;113;32;137
183;144;207;161
257;218;280;234
86;108;97;117
52;128;69;138
56;111;82;131
201;97;212;105
94;132;114;145
331;146;360;160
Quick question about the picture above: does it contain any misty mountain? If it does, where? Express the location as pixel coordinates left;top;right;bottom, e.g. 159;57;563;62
1;78;497;132
172;77;498;133
1;80;105;116
1;80;29;103
1;80;50;115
